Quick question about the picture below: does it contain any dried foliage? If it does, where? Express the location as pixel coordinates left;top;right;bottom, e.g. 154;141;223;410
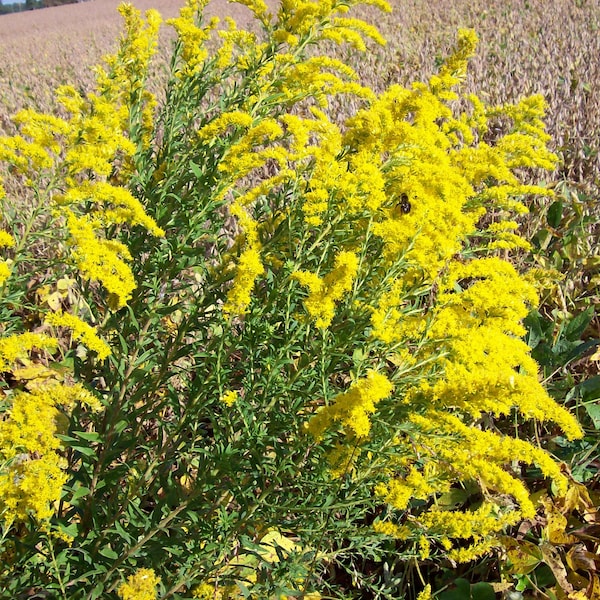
2;0;599;190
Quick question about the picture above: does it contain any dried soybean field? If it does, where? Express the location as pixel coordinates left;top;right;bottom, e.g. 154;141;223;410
1;0;599;188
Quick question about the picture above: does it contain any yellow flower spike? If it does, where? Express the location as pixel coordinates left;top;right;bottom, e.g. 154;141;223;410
218;118;284;179
447;538;498;563
416;585;432;600
44;311;111;361
293;251;359;329
196;111;254;142
0;380;99;523
193;582;223;600
0;453;68;523
372;519;412;540
168;0;217;75
61;181;164;237
12;110;70;154
231;0;272;25
66;213;137;308
323;17;387;50
307;370;393;441
223;247;265;316
222;200;265;316
418;536;431;559
0;262;10;286
0;231;14;248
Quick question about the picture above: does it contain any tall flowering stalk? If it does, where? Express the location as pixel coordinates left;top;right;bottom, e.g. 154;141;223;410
0;1;582;598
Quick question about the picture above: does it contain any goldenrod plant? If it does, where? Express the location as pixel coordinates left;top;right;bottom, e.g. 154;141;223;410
0;1;584;598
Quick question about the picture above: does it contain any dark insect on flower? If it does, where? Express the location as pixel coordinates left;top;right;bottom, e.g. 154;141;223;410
399;193;411;214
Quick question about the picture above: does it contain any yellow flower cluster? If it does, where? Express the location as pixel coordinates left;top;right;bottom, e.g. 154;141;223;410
0;382;98;523
168;0;218;76
263;25;580;558
215;17;263;70
0;5;170;536
45;311;111;360
0;333;58;372
219;119;287;180
232;0;272;25
277;0;391;43
66;213;137;308
58;181;165;238
276;55;375;107
222;202;265;316
0;228;14;287
307;370;393;440
219;390;239;407
372;403;578;560
117;568;161;600
292;251;359;329
423;257;582;438
1;15;164;307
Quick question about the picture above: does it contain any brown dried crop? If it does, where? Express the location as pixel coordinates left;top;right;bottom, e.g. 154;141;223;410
0;0;598;190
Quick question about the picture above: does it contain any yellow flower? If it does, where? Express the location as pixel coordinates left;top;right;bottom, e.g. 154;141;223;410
0;381;97;523
372;519;412;540
193;582;222;600
167;0;217;75
117;568;161;600
66;213;136;308
293;251;359;329
45;311;111;360
220;390;238;407
0;333;57;372
416;585;432;600
307;370;393;441
59;181;164;238
223;247;265;316
418;535;431;560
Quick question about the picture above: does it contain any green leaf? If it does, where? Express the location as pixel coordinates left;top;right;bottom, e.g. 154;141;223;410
564;339;600;363
524;310;544;348
71;485;91;502
547;200;563;228
99;546;119;560
471;582;496;600
189;161;204;179
584;402;600;429
90;582;105;599
73;430;102;443
564;306;595;342
567;374;600;408
439;578;472;600
436;488;471;509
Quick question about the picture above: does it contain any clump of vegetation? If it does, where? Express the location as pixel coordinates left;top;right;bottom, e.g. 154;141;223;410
0;1;594;598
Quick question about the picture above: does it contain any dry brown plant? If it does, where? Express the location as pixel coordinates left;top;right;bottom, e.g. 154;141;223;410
1;0;598;188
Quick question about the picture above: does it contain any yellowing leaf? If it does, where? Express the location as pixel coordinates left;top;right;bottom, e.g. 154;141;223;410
563;483;594;517
56;276;76;292
500;536;543;575
545;506;578;544
258;529;298;563
12;364;60;389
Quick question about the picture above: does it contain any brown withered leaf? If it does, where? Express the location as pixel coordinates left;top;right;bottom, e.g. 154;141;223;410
569;523;600;543
541;542;574;595
566;543;598;573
